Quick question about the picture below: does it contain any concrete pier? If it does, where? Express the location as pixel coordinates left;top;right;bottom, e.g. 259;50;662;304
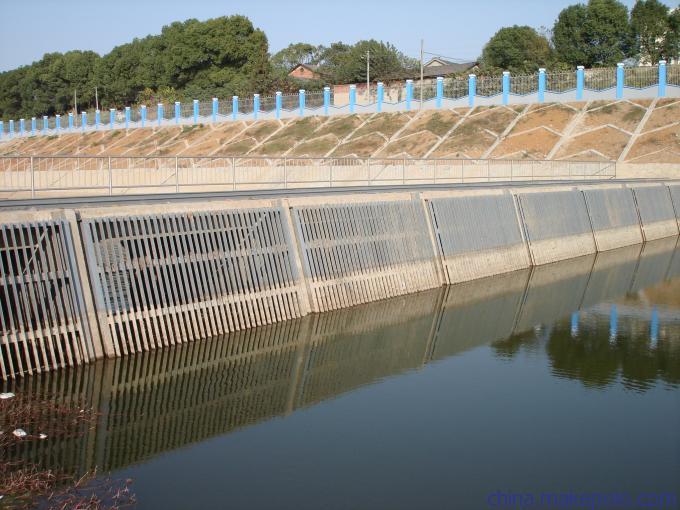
0;180;679;379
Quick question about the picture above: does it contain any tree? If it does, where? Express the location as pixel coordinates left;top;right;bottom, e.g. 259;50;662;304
318;40;416;84
553;0;634;67
271;43;324;73
480;26;553;74
632;0;673;63
553;4;591;66
667;7;680;60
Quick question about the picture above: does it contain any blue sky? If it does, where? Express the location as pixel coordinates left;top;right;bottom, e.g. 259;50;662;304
1;0;639;72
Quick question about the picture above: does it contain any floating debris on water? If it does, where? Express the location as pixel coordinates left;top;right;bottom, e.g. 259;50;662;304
12;428;27;438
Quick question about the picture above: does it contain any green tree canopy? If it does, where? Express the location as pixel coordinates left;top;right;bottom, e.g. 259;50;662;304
632;0;672;62
271;43;324;73
553;0;634;67
480;25;553;74
317;40;417;84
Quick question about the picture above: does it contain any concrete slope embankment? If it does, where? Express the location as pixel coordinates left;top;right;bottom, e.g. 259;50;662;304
2;99;679;165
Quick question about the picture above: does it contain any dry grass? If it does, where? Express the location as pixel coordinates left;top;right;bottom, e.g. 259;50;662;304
0;395;135;510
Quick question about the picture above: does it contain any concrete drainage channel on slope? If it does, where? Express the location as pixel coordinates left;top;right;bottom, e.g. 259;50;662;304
0;180;679;379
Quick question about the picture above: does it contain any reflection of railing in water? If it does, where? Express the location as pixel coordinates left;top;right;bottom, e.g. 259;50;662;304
3;239;679;475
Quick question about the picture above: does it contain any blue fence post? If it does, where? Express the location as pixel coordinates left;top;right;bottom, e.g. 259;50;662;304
68;113;73;131
376;82;384;112
19;119;25;136
0;121;3;140
253;94;260;120
95;111;100;130
211;97;218;123
658;60;667;98
609;304;618;341
109;109;115;129
157;104;163;127
125;107;130;129
570;312;579;337
616;62;624;99
405;80;413;111
650;307;659;347
436;77;443;108
141;105;147;128
193;99;199;124
43;115;48;134
502;71;510;105
576;66;585;100
538;68;546;102
324;87;331;115
232;96;238;120
9;120;14;138
276;91;282;119
468;74;476;108
81;111;87;132
31;117;36;136
349;84;356;113
55;115;60;131
299;89;305;116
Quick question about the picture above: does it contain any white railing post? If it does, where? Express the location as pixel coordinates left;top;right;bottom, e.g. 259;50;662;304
367;158;370;186
175;156;180;193
284;157;288;189
108;156;112;195
30;156;35;198
232;157;236;190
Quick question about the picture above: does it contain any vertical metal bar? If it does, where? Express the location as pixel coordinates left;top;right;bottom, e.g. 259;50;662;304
232;157;236;191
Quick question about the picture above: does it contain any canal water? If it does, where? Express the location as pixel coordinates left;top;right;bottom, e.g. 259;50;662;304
4;238;680;509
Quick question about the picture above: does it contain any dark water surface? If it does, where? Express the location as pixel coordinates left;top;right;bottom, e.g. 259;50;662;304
6;239;680;509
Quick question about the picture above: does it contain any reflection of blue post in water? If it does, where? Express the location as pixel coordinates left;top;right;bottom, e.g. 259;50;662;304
570;312;579;337
609;304;618;342
650;307;659;348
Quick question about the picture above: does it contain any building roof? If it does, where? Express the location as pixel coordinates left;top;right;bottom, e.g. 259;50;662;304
289;63;320;73
421;62;478;78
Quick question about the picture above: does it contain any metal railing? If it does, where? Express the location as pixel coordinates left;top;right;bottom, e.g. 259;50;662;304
0;156;616;199
1;64;677;139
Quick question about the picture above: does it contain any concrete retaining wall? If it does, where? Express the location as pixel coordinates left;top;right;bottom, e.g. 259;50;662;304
669;184;680;230
0;211;99;379
582;187;643;251
290;198;440;312
517;190;597;265
631;185;680;240
1;181;679;379
79;203;308;356
427;192;530;284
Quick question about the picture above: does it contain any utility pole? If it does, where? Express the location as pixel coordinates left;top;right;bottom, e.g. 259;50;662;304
366;50;370;104
95;86;99;111
74;89;78;126
420;39;424;109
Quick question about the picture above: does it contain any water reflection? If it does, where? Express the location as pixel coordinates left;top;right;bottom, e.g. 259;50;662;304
3;237;679;477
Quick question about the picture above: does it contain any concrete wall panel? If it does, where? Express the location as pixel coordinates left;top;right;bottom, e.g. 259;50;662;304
582;187;643;251
291;199;439;312
428;193;530;283
517;190;596;265
632;185;680;240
